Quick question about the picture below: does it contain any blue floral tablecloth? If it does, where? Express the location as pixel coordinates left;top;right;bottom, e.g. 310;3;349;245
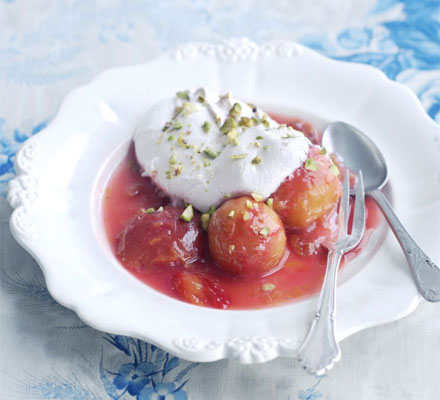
1;1;439;399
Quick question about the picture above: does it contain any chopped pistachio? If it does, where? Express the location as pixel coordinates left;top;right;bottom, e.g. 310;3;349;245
176;90;190;101
251;117;259;126
180;205;194;222
230;153;247;160
165;170;171;179
201;213;210;230
202;159;211;167
251;156;262;165
256;135;264;140
262;283;276;292
225;193;231;198
207;206;216;216
228;210;235;218
173;106;183;118
305;158;318;171
263;145;270;150
251;193;263;202
281;133;295;139
226;129;239;146
172;121;184;131
182;102;198;116
167;135;175;142
203;148;218;159
202;121;211;133
229;103;242;119
266;198;273;208
320;147;327;155
146;207;155;214
198;96;206;104
157;206;163;212
245;200;253;209
177;134;186;148
228;244;235;253
259;226;270;238
220;117;237;134
239;117;254;127
329;164;340;176
162;121;172;132
169;153;177;165
174;164;183;176
261;119;270;128
254;141;261;148
243;211;251;221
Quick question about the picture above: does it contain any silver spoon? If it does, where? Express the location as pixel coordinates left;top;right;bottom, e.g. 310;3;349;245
322;122;440;302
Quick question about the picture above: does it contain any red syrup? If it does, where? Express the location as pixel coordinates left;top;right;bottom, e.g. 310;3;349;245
103;116;382;309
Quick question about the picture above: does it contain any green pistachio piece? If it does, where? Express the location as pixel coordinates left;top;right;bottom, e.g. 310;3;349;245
180;205;194;222
172;121;184;131
251;193;263;202
251;156;262;165
329;164;340;176
167;135;175;142
201;213;210;230
228;244;235;253
305;158;318;171
198;96;206;104
220;117;237;134
207;206;216;216
181;102;198;116
169;153;177;165
320;147;327;155
266;198;273;208
176;90;190;101
226;129;239;146
261;119;270;128
239;117;254;127
245;200;253;210
243;211;251;221
174;164;183;176
203;148;218;159
256;136;264;140
259;226;270;238
146;207;155;214
162;121;172;132
202;121;211;133
229;103;242;119
229;153;247;160
262;283;276;292
228;210;235;218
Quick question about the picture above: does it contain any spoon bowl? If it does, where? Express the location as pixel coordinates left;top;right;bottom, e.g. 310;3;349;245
322;122;388;193
322;121;440;302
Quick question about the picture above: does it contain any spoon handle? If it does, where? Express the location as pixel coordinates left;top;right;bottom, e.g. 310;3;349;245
370;189;440;302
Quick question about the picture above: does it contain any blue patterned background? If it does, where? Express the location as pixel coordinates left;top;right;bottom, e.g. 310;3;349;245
1;1;439;399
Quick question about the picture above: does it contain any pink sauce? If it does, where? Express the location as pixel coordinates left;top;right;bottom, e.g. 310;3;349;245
103;115;382;309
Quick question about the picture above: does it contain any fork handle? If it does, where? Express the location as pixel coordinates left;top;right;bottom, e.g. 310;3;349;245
297;249;342;375
370;189;440;302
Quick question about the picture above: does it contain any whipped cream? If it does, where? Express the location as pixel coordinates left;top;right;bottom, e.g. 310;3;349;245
134;88;310;213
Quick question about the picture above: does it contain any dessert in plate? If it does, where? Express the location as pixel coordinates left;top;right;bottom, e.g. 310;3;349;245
103;87;381;309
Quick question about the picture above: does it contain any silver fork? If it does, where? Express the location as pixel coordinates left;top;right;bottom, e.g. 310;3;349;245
297;171;366;375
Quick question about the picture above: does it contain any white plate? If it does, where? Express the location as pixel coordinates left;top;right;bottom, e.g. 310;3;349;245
7;39;440;364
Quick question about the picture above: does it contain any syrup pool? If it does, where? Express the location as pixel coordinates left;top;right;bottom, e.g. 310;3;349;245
103;115;382;309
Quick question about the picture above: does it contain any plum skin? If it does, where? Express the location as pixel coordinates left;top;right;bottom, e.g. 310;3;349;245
208;196;287;277
272;149;341;230
117;206;206;269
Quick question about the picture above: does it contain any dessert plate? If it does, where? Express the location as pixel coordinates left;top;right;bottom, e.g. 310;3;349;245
7;39;440;363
